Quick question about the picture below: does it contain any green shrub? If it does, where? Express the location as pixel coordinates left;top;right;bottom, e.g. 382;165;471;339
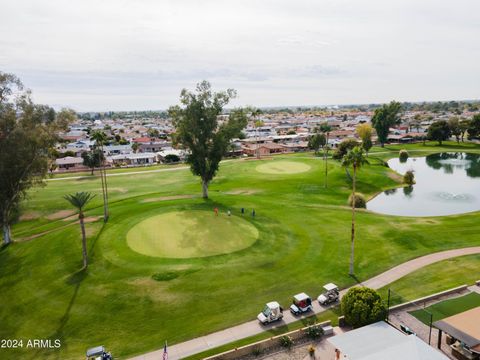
164;154;180;163
279;335;294;348
403;170;415;185
341;287;387;328
305;324;324;339
152;271;179;281
348;193;366;208
399;149;409;162
251;346;262;357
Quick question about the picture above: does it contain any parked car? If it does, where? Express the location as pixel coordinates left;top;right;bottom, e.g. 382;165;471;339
257;301;284;324
290;293;313;315
400;324;416;336
317;283;339;305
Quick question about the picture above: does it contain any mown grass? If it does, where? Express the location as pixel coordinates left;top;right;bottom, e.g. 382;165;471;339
378;254;480;305
187;253;480;360
1;141;480;359
182;309;340;360
409;292;480;325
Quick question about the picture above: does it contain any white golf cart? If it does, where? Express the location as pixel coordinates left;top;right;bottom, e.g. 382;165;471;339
86;346;113;360
317;283;339;305
290;293;313;315
257;301;284;324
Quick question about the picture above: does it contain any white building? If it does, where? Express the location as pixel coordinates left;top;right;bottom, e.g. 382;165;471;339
110;152;157;165
329;321;449;360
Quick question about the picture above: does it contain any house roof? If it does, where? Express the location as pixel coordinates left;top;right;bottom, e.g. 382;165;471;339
328;321;449;360
242;142;285;150
132;137;153;143
111;153;156;160
55;156;84;165
330;130;355;137
157;149;185;157
434;306;480;350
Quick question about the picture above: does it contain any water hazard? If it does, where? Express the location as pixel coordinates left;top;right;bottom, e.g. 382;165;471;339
368;152;480;216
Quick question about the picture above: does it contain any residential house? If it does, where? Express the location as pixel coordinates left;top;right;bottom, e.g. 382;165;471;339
110;152;157;166
103;144;132;155
55;156;86;171
242;142;286;156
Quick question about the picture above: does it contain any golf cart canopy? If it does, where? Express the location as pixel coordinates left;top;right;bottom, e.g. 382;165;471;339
266;301;280;310
323;283;338;291
86;346;105;357
293;293;310;302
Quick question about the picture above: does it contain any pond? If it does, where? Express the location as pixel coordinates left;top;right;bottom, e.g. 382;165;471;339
368;152;480;217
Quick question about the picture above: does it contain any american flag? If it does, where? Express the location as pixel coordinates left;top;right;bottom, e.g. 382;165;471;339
163;341;168;360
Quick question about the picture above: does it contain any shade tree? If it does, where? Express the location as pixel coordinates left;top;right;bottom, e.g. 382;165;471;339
169;81;247;199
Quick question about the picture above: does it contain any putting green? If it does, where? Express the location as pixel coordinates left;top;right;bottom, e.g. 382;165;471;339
256;161;311;174
126;210;259;258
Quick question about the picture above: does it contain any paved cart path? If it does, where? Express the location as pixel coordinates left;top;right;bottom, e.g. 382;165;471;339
129;246;480;360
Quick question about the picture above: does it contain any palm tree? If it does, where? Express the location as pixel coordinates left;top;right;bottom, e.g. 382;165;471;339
64;192;96;269
341;146;368;276
324;144;331;188
251;108;263;159
131;142;139;153
91;131;109;222
320;123;332;188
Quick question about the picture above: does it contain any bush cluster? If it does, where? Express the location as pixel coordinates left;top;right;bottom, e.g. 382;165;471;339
341;287;387;328
305;324;324;339
348;193;367;208
279;335;294;348
403;170;415;185
151;271;179;281
399;149;409;162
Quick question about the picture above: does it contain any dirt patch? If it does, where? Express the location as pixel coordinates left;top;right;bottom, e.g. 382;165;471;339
19;212;41;221
62;215;78;222
83;216;101;223
142;195;195;203
46;210;75;220
109;187;128;193
224;189;261;195
127;277;180;303
84;226;97;237
62;215;101;223
413;218;441;225
390;217;441;230
387;171;403;183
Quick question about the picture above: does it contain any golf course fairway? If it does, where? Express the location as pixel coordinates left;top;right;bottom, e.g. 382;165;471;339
256;160;311;174
4;143;480;359
126;210;259;258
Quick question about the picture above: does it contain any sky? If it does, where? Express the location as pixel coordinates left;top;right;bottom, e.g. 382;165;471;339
1;0;479;111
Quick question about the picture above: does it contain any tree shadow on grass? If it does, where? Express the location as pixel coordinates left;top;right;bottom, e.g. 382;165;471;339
39;268;87;360
349;273;363;285
0;242;11;252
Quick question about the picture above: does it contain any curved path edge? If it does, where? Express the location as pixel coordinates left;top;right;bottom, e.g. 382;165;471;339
129;246;480;360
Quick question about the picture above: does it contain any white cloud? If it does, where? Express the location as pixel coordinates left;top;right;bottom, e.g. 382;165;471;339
0;0;479;110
